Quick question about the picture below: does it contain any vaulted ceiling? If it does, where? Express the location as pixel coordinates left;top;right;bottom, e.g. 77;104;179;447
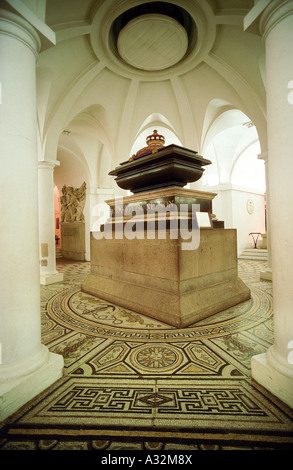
37;0;266;191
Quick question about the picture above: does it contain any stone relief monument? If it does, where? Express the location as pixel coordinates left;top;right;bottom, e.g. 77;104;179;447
60;182;86;223
60;182;86;261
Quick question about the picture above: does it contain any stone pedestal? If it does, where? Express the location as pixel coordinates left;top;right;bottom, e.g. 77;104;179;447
82;187;250;328
61;222;85;260
82;228;250;328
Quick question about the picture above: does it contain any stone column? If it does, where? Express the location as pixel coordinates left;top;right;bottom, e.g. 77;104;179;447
38;160;63;285
258;151;272;280
0;10;63;421
83;187;114;260
88;187;115;233
250;2;293;408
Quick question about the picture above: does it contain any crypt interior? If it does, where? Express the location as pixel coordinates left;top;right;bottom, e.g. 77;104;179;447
0;0;293;451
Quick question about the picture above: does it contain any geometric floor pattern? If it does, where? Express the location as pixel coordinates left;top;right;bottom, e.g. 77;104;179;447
1;258;293;451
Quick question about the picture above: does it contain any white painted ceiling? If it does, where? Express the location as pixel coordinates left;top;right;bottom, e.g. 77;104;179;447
37;0;266;192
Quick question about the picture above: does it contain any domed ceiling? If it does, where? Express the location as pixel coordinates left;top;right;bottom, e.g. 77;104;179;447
40;0;266;190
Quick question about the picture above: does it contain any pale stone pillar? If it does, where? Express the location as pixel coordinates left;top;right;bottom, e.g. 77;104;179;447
250;2;293;408
258;151;272;280
88;187;115;233
38;160;63;285
85;187;115;260
0;10;63;421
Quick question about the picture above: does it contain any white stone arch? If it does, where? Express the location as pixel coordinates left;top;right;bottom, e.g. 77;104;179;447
231;140;265;192
129;113;183;157
55;145;90;190
58;104;114;188
201;98;235;155
42;62;106;164
202;107;264;188
200;107;266;257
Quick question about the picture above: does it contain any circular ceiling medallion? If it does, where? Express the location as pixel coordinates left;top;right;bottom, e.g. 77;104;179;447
117;14;188;71
90;1;216;80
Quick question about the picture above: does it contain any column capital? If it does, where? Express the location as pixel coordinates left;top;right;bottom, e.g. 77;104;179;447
257;151;268;162
38;159;60;170
0;8;41;56
259;0;293;39
244;1;293;39
1;0;55;51
88;187;115;196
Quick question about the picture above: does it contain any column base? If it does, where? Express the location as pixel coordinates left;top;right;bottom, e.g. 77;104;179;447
40;271;64;285
251;349;293;409
260;267;272;281
0;346;64;422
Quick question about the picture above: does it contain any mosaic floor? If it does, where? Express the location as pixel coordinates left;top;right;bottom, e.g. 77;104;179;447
1;258;293;451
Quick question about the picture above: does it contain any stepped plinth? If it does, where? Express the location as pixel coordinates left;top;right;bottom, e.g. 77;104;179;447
82;131;250;327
